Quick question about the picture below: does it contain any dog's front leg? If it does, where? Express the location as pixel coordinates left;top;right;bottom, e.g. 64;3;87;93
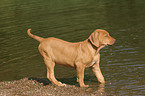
91;61;105;83
76;64;89;87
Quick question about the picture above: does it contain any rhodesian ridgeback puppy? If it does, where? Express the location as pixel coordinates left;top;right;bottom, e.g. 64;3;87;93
27;29;116;87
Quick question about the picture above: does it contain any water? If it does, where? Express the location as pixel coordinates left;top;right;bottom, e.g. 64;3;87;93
1;0;145;95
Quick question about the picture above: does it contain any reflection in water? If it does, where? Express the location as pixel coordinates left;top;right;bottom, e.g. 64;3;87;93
0;0;145;95
93;83;106;95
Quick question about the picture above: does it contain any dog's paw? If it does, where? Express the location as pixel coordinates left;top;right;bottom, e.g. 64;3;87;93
80;84;89;87
58;81;66;86
62;83;67;86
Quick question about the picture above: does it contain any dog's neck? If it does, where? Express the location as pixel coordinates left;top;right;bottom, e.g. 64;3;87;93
87;39;105;55
96;45;105;54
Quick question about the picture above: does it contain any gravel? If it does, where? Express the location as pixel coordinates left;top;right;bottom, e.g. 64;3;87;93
0;78;106;96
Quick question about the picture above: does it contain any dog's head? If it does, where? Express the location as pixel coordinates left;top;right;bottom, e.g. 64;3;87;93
89;29;116;47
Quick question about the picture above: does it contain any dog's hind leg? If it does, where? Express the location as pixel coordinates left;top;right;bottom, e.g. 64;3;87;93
44;58;66;86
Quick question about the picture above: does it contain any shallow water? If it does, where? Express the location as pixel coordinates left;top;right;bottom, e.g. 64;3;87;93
1;0;145;95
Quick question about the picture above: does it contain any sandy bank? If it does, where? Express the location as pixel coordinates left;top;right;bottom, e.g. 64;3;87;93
0;78;106;96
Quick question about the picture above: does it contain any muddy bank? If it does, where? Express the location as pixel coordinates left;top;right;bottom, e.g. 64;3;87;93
0;78;106;96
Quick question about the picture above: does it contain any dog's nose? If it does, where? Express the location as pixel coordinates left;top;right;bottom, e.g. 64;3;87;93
110;38;116;45
114;39;116;43
112;39;116;44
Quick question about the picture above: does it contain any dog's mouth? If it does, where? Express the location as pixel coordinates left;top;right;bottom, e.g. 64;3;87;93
105;44;111;46
105;42;114;46
107;40;116;46
103;43;111;46
107;44;113;46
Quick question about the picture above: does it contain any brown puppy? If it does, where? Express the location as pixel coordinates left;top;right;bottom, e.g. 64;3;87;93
27;29;116;87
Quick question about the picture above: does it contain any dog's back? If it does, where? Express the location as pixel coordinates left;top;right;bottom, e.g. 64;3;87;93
39;37;79;68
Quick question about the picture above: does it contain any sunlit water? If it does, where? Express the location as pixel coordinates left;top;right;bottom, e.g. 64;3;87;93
1;0;145;95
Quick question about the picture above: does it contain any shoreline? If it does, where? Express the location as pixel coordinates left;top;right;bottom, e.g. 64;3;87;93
0;78;106;96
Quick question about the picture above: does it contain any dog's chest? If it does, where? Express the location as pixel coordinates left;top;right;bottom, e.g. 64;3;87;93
86;53;100;67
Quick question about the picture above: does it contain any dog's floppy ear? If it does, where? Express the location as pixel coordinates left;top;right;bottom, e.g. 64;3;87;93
89;31;99;47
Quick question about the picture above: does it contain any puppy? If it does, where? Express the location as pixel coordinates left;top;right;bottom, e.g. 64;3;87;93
27;29;116;87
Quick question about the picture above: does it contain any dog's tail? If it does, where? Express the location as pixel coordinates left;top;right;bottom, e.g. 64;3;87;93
27;29;44;42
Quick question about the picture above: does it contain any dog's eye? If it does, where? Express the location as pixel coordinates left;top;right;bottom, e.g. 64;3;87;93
105;35;108;37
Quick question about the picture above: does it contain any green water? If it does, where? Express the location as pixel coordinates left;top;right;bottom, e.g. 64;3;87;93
1;0;145;95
